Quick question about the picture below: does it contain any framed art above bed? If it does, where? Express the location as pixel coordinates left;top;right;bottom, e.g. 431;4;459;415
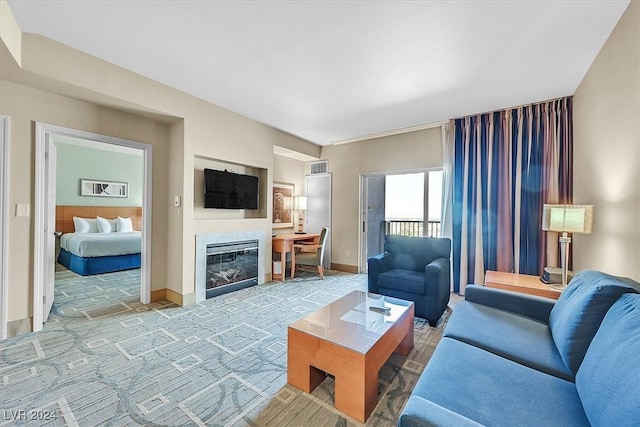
80;179;128;198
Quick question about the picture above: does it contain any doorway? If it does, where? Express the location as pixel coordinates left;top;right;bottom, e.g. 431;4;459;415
33;123;153;332
360;169;443;272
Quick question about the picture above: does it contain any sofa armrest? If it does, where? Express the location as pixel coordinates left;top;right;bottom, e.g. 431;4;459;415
398;396;483;427
367;253;393;292
464;284;555;322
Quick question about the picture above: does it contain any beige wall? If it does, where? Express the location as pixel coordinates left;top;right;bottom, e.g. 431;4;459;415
573;0;640;280
166;119;185;297
0;13;320;329
320;127;443;270
274;154;306;195
0;80;171;321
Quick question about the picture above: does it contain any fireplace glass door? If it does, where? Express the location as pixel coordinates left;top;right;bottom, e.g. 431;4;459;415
206;240;258;298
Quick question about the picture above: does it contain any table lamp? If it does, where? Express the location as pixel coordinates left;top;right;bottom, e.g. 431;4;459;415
541;204;593;289
294;196;307;234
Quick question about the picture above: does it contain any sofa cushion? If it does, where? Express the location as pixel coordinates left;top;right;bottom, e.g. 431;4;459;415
549;270;639;374
444;300;573;381
576;294;640;426
398;396;483;427
408;337;589;426
378;269;425;294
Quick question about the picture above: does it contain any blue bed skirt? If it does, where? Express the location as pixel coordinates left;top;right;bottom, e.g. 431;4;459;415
58;248;141;276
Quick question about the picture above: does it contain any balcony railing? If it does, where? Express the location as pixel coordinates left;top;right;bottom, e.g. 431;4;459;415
385;220;441;238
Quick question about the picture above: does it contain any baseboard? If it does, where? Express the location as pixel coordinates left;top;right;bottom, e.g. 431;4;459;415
7;317;32;338
150;289;165;303
150;288;182;305
331;263;359;274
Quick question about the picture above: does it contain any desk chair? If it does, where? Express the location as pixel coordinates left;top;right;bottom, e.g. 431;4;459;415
291;227;329;279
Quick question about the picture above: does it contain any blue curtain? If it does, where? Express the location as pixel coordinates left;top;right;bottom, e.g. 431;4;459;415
449;98;573;293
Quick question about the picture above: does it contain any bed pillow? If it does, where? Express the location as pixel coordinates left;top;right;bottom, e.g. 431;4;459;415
73;216;98;233
96;216;117;233
116;216;134;232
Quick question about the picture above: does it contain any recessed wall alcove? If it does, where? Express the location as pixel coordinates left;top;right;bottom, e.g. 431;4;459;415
193;155;268;220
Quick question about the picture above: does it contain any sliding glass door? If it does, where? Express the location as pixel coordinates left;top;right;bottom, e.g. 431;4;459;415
360;169;442;272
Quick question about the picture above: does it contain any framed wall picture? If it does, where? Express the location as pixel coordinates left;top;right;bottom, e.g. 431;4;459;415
272;182;294;228
80;179;128;198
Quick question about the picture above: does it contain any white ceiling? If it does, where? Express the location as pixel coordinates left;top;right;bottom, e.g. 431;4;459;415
7;1;630;146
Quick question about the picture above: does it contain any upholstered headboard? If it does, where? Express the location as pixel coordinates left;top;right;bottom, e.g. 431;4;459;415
56;206;143;234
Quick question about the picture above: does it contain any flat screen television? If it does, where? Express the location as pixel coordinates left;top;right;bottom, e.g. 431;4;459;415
204;168;259;209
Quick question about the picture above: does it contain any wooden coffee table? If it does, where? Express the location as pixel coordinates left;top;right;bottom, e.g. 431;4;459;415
287;291;414;422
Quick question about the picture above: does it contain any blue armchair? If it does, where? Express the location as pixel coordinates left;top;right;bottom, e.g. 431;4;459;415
368;235;451;326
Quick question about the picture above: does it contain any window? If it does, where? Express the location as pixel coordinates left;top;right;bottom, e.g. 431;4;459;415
385;170;442;237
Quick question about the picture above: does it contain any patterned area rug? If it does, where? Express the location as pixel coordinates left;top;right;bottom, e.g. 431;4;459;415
0;266;450;426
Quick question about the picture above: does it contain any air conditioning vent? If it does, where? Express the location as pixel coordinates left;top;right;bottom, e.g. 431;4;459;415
310;160;328;175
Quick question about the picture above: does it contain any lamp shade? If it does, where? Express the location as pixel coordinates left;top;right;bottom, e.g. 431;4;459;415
542;204;593;234
294;196;307;210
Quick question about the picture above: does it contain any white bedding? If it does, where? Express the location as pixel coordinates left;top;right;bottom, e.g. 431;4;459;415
60;232;141;258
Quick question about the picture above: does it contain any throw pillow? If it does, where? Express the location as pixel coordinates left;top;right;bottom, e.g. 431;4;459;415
116;216;134;232
549;270;639;374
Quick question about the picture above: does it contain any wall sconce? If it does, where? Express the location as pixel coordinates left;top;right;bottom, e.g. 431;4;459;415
541;204;594;288
294;196;307;234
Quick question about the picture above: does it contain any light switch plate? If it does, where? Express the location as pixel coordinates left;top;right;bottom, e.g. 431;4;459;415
15;204;30;217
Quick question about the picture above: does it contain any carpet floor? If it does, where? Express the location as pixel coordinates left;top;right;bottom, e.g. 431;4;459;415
0;266;453;426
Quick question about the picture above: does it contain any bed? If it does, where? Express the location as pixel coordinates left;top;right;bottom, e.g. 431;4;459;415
56;205;143;276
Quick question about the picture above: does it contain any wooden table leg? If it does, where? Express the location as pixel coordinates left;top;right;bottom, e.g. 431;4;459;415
335;364;378;423
287;328;326;392
280;249;286;281
395;324;414;356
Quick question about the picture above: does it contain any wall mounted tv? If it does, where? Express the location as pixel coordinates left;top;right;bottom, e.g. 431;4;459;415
204;168;259;209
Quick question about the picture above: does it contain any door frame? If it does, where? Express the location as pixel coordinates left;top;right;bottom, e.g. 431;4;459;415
0;116;9;339
33;123;153;332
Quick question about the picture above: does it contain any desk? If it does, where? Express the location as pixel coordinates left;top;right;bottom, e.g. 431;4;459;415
484;270;562;299
272;233;320;281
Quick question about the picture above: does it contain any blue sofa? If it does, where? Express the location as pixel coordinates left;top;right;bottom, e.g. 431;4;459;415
398;270;640;426
368;235;451;326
